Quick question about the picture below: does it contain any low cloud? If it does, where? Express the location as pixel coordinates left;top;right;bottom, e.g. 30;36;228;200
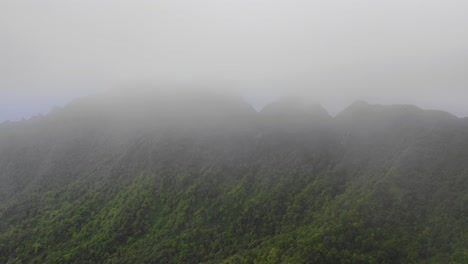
1;0;468;119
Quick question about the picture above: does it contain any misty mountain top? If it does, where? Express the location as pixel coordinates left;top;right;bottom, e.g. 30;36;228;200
337;100;457;119
2;88;464;177
0;88;467;263
1;89;461;128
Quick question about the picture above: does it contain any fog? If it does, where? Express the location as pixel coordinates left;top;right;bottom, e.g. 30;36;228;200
1;0;468;120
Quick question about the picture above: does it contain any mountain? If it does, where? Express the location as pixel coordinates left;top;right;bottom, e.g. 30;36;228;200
0;91;466;264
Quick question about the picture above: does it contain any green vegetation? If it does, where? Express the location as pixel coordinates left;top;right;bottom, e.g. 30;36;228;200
0;95;466;263
0;167;466;263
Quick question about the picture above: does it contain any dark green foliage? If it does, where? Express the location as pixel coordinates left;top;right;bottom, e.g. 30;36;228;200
0;167;466;263
0;95;467;263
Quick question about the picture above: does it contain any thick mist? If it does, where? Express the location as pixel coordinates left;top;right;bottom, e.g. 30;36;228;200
1;0;468;120
1;2;468;259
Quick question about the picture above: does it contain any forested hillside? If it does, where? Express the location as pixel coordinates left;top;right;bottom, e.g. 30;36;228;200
0;91;466;263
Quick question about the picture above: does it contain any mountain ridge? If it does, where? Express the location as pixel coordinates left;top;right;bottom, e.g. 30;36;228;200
0;91;466;263
1;91;463;126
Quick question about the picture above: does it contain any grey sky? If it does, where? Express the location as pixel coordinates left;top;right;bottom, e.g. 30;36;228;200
1;0;468;120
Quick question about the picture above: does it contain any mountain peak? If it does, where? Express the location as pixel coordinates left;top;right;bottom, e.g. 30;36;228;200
337;100;456;121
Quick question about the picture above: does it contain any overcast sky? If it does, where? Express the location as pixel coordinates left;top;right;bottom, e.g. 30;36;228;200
1;0;468;121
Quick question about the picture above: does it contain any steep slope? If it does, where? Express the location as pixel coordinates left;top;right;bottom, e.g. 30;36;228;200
0;93;466;263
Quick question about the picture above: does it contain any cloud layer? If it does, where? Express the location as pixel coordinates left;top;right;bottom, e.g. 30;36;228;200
1;0;468;119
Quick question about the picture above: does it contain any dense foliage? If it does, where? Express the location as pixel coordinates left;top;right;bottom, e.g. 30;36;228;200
0;93;466;263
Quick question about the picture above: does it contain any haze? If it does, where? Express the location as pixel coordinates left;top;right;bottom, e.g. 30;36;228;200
1;0;468;121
